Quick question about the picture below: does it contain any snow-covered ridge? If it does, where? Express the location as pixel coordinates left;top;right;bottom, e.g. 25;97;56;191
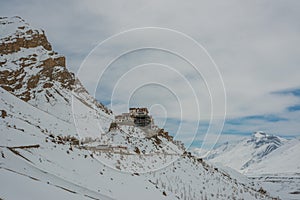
248;131;285;149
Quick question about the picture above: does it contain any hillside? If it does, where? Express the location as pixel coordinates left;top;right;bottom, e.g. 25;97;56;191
0;87;274;199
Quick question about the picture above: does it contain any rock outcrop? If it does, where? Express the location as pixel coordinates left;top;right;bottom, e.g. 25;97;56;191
0;16;111;119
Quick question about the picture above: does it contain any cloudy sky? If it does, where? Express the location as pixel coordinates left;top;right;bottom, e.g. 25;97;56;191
2;0;300;148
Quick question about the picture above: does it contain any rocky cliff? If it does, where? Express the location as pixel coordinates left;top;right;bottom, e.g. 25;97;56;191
0;16;111;125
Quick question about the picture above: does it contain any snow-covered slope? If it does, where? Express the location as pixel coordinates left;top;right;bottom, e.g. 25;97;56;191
0;86;275;199
0;16;277;199
246;137;300;175
247;139;300;200
196;131;287;174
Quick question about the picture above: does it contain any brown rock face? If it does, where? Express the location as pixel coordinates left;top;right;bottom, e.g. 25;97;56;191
0;16;74;102
0;31;52;54
42;57;65;68
27;75;40;89
0;68;25;92
0;16;112;116
1;110;7;118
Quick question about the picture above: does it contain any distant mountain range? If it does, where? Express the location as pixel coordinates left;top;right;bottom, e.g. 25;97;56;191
193;131;300;175
193;132;300;199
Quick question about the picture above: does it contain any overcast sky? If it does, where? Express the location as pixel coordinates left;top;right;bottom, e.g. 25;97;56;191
2;0;300;148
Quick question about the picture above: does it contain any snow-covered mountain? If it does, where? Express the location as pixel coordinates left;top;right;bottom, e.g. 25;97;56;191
0;16;277;199
195;131;287;174
193;132;300;199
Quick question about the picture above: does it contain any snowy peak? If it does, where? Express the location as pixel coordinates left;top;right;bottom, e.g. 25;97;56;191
199;132;288;173
0;16;52;54
248;131;285;150
250;131;285;143
0;16;112;127
253;131;267;138
0;16;72;101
